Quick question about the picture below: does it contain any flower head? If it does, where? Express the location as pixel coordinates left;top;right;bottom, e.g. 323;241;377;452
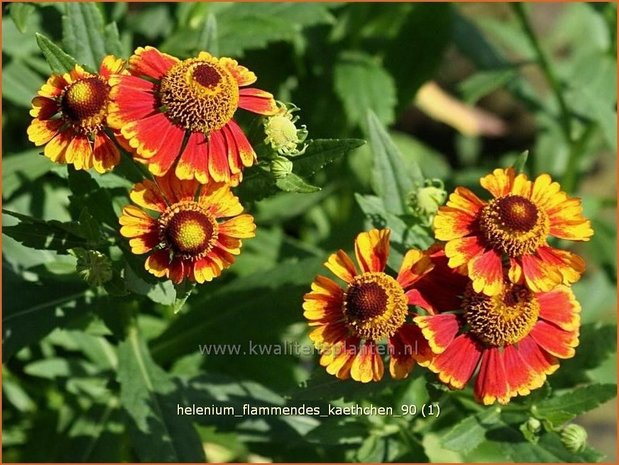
415;247;580;405
108;47;278;185
27;56;125;173
434;167;593;295
119;171;255;284
303;229;435;383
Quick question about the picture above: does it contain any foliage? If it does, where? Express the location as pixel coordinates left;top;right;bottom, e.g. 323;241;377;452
2;2;616;463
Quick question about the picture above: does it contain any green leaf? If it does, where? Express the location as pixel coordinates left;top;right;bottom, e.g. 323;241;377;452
197;13;218;56
442;407;502;454
512;150;529;173
35;33;79;74
2;61;42;108
124;265;176;306
533;383;617;427
459;68;518;104
62;3;107;70
334;51;397;129
9;3;35;33
293;138;366;179
3;209;89;253
306;417;366;445
215;3;334;57
3;267;88;361
367;111;422;215
3;150;52;199
275;173;321;193
117;323;205;462
103;22;123;58
554;323;617;387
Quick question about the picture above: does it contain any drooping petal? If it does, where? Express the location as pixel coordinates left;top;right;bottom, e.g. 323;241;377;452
515;336;559;378
354;228;390;273
474;347;511;405
99;54;125;78
415;313;461;355
129;46;178;80
208;129;230;183
238;88;278;115
225;119;256;168
27;118;63;146
145;249;171;278
530;320;578;359
128;231;160;254
537;285;581;331
397;248;433;289
536;246;585;286
176;132;210;183
469;248;503;296
350;342;384;383
444;235;485;268
428;334;482;389
92;133;120;173
29;96;58;119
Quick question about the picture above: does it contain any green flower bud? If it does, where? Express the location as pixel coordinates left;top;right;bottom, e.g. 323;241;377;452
526;417;542;434
264;102;308;156
561;424;588;453
73;248;113;287
270;156;293;178
407;179;447;225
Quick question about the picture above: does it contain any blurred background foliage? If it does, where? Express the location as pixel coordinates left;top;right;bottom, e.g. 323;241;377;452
2;2;617;463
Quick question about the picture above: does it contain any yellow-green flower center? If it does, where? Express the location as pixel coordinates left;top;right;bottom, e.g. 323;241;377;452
159;57;239;134
60;76;109;132
343;272;408;341
464;283;540;347
158;201;218;260
479;194;549;256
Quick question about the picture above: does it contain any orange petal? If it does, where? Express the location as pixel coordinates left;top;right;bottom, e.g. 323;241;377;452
218;214;256;239
468;248;503;296
397;248;433;289
145;249;171;278
325;250;357;283
350;342;384;383
537;285;581;331
219;57;257;87
354;228;390;273
474;348;511;405
238;88;278;115
429;334;482;389
27;118;63;146
480;167;515;198
129;46;178;80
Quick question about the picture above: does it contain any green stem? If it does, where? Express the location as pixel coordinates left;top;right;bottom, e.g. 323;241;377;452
512;4;586;191
512;4;572;141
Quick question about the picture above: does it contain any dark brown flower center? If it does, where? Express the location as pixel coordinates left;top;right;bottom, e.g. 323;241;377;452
193;63;222;89
496;195;538;232
61;77;109;122
479;194;549;257
158;202;218;259
342;272;408;341
345;282;388;321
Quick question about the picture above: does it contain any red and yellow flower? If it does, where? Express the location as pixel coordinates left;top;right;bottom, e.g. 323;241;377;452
108;46;278;185
434;167;593;295
27;56;125;173
303;229;436;383
119;171;255;284
415;247;580;405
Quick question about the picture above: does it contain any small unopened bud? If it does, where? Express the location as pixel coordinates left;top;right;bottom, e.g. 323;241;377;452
74;248;113;287
270;157;293;178
264;102;308;156
526;417;542;434
407;179;447;225
561;424;587;453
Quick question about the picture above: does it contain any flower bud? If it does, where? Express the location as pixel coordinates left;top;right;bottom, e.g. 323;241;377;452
264;102;308;156
407;179;447;225
561;424;587;453
270;156;294;178
74;248;113;287
526;417;542;434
